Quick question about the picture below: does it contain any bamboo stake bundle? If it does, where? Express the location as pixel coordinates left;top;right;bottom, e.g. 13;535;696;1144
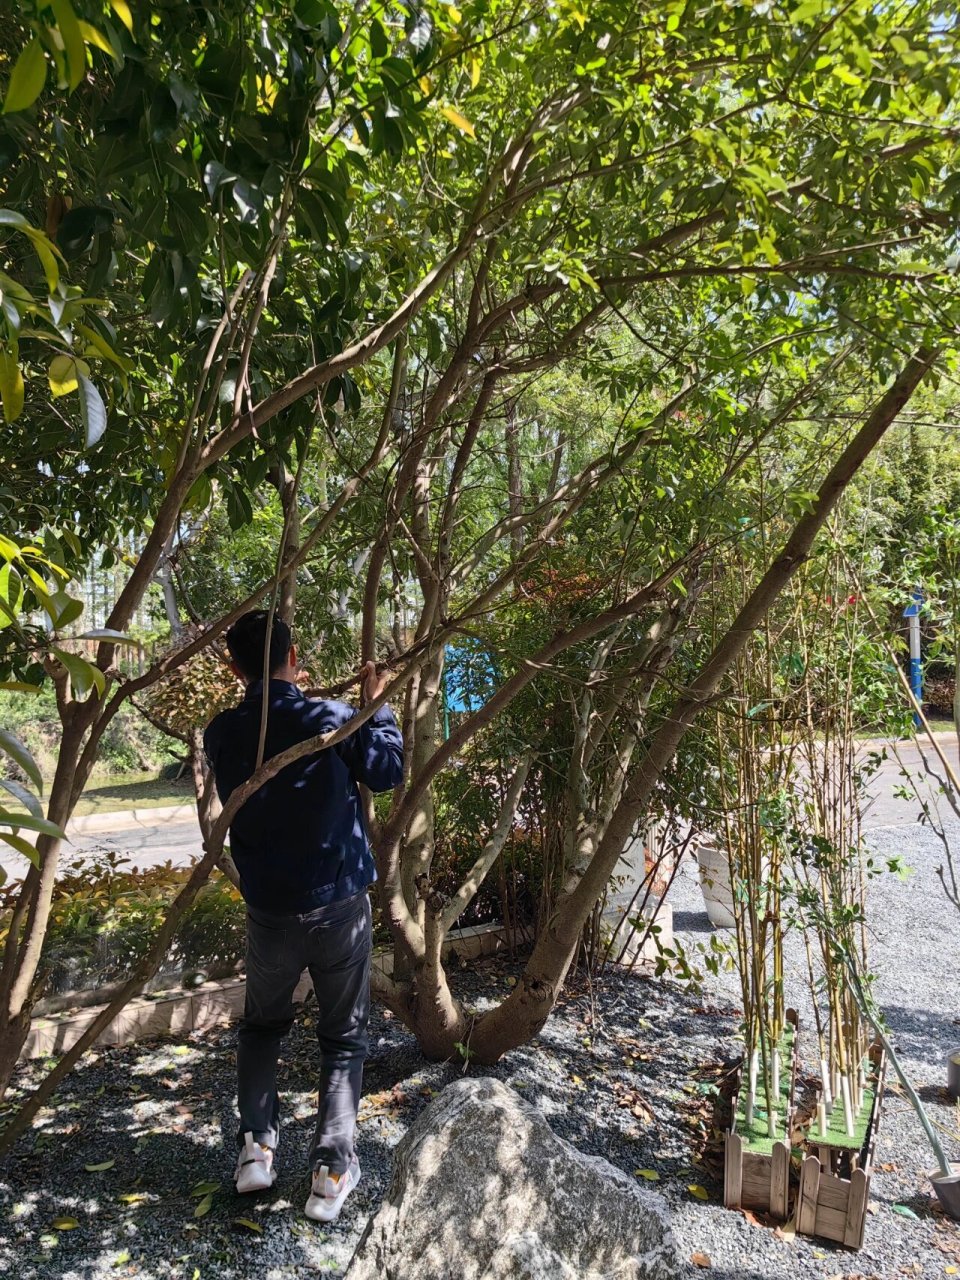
716;614;797;1142
785;547;873;1136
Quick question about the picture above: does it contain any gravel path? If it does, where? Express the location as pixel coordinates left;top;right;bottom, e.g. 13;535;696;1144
1;821;958;1279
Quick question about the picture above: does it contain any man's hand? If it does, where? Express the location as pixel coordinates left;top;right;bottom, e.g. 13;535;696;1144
361;660;389;704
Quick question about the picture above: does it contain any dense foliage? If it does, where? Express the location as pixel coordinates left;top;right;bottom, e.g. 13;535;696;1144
1;0;959;1131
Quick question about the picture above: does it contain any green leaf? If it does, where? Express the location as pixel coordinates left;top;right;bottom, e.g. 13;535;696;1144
111;1252;131;1268
232;1217;263;1232
0;350;24;422
0;681;42;694
891;1203;919;1219
791;0;826;20
2;39;47;115
190;1181;221;1197
440;105;475;139
194;1192;214;1217
78;21;115;57
77;629;136;645
370;18;388;59
85;1159;116;1172
18;226;61;293
0;809;64;839
49;354;82;396
53;1216;80;1230
51;646;106;698
77;374;107;447
76;324;130;375
832;64;863;87
407;9;432;51
110;0;134;35
0;831;41;867
0;727;43;791
0;778;44;820
688;1183;710;1200
52;0;87;90
635;1168;660;1180
54;595;85;630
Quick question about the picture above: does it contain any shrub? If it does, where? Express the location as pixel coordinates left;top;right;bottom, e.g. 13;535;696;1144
0;688;171;782
0;853;246;996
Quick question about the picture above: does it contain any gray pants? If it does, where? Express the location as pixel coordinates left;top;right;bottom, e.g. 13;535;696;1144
237;890;372;1174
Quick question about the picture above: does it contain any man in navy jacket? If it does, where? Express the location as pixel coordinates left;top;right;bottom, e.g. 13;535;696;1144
204;610;403;1222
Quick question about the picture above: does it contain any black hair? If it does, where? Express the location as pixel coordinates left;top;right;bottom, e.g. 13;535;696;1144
225;610;293;682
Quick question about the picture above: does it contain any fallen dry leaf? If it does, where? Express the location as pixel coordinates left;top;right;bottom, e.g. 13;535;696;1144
690;1251;712;1268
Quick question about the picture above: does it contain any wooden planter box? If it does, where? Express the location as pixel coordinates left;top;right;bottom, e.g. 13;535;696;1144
724;1008;800;1220
795;1042;888;1250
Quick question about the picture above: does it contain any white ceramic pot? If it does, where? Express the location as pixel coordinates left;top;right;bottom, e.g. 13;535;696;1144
696;841;736;929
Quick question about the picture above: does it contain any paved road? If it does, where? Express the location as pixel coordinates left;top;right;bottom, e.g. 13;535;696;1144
1;736;957;883
1;809;204;882
858;734;959;828
65;814;205;874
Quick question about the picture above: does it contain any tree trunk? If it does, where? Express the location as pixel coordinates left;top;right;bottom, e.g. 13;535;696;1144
270;461;300;624
0;1008;33;1100
158;531;184;641
410;893;470;1059
506;400;524;559
0;714;89;1023
464;347;936;1064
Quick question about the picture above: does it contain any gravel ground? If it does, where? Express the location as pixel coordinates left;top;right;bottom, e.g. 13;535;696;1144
1;821;958;1280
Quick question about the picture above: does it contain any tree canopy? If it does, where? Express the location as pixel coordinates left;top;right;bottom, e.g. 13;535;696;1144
1;0;959;1124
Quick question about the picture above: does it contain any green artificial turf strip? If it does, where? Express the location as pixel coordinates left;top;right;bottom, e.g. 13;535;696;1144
811;1071;877;1151
733;1022;796;1156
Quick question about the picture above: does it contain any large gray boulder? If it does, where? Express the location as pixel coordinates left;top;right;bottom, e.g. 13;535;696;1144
346;1077;677;1280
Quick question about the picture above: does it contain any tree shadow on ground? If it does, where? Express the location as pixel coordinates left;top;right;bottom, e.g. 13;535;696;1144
0;1019;414;1279
671;910;717;935
878;1002;960;1068
0;962;853;1280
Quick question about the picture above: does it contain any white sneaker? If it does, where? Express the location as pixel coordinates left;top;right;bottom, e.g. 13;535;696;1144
235;1131;276;1193
304;1155;361;1222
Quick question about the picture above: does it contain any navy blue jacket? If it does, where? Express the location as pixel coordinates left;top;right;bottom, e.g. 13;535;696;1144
204;679;404;914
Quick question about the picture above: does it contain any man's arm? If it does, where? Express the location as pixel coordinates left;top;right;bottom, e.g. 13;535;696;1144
334;662;404;793
336;703;404;793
